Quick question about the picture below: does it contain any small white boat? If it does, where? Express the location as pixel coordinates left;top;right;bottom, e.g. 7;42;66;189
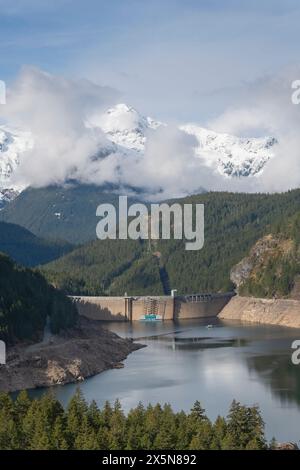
206;324;213;329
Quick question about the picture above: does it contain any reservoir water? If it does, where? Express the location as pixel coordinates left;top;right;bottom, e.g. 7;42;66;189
32;318;300;442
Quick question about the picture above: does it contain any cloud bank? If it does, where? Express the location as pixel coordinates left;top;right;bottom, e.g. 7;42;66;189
1;66;300;198
1;66;119;188
209;68;300;193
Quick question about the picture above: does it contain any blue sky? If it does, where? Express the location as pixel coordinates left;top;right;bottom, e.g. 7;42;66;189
1;0;300;122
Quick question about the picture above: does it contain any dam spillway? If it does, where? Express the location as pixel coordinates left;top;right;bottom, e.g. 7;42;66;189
71;293;235;322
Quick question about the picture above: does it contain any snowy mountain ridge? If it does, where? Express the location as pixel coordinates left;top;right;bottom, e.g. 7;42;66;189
0;103;277;207
180;123;277;178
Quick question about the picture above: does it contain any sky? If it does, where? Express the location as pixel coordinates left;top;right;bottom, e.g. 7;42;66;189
1;0;300;196
1;0;300;122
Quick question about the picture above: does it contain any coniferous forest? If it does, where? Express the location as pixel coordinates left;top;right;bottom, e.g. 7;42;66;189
0;390;271;450
0;253;78;344
41;190;300;297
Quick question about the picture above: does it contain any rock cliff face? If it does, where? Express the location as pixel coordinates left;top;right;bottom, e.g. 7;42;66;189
219;296;300;328
230;234;285;288
230;232;299;299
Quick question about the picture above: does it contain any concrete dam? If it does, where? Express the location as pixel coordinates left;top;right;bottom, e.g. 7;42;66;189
72;293;234;322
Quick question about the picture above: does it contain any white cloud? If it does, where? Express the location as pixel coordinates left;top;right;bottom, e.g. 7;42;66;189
1;66;300;198
209;68;300;192
1;66;119;188
0;66;230;198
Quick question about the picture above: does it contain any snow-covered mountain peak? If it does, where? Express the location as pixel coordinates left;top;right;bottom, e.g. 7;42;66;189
92;104;277;178
0;103;278;208
88;103;162;152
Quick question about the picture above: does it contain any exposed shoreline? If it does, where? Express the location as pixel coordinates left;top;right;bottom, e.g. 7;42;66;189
0;317;145;393
219;295;300;328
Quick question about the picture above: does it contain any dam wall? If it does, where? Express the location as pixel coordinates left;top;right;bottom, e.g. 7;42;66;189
72;293;233;322
72;296;128;321
174;294;233;320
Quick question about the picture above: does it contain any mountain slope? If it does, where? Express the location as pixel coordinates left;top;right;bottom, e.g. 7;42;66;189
41;189;300;296
0;221;73;267
42;238;163;296
0;184;138;244
0;253;77;344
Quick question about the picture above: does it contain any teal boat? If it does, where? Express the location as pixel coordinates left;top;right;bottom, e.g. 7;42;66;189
140;313;162;321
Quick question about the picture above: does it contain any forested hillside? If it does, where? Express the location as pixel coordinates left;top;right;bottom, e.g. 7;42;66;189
42;239;163;296
0;221;73;267
0;254;78;344
41;189;300;296
0;184;138;244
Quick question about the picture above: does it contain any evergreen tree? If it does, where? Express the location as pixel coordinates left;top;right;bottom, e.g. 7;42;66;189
108;399;126;450
0;391;271;451
66;389;88;448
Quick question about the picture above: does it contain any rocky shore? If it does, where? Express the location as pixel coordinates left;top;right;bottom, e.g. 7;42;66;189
219;295;300;328
0;317;145;393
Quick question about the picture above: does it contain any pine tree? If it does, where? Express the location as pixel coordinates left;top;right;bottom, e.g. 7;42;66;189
211;416;227;450
225;400;266;450
108;400;126;450
51;416;69;450
153;404;177;450
66;389;88;448
125;402;146;450
189;421;213;450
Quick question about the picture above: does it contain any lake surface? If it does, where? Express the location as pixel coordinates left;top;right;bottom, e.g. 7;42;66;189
32;318;300;442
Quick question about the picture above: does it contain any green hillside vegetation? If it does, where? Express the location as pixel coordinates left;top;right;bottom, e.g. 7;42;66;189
0;221;73;267
0;391;269;450
42;238;163;296
0;184;138;244
239;212;300;298
42;238;143;295
0;253;78;344
41;189;300;296
108;253;164;296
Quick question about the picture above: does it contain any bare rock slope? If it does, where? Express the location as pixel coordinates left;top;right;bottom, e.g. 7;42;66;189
0;317;144;393
219;296;300;328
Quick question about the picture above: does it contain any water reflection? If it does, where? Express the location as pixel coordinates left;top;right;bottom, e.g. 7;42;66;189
247;353;300;407
151;336;248;351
